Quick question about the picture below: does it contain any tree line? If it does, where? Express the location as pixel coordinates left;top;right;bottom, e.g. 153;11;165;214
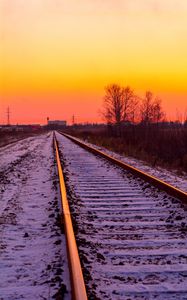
102;84;165;125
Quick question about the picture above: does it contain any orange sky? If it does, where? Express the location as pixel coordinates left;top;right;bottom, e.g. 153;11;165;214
0;0;187;124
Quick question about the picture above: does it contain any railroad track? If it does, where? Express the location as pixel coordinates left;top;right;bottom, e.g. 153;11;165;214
54;132;187;300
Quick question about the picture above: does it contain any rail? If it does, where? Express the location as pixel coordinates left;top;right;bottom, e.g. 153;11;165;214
60;132;187;203
54;133;88;300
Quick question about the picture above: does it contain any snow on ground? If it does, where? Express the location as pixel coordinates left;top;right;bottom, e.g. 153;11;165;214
0;134;35;149
72;136;187;193
0;133;70;300
0;135;22;148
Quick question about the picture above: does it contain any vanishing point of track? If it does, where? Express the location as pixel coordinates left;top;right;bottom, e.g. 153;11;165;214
54;132;187;300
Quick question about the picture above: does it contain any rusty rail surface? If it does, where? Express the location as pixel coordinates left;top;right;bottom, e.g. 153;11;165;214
54;134;88;300
60;132;187;203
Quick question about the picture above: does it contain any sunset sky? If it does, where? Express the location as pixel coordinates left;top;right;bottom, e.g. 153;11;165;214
0;0;187;124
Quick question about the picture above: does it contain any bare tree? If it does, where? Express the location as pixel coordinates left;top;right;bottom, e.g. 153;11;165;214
152;97;165;123
103;84;139;125
103;84;124;125
122;86;137;122
140;91;154;124
140;91;164;124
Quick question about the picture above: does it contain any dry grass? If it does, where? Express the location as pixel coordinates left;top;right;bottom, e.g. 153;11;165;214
66;125;187;174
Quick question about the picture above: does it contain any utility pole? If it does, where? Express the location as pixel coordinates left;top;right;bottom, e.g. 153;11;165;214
72;115;75;125
7;106;10;126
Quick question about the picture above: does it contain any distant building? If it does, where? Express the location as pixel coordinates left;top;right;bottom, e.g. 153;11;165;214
47;120;67;130
0;124;41;132
47;120;67;126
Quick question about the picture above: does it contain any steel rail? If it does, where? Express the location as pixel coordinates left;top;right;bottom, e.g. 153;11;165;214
54;134;88;300
60;132;187;203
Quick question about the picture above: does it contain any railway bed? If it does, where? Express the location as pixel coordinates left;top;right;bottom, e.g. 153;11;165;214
54;132;187;300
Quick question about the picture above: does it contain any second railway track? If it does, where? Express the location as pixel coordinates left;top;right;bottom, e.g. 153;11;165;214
55;131;187;300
